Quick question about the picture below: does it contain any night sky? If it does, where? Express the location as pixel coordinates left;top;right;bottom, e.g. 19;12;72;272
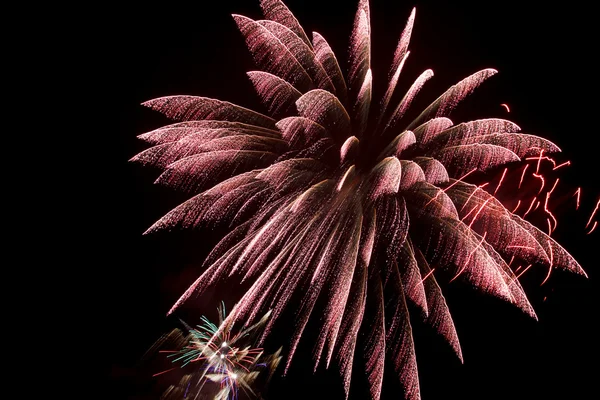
102;1;598;399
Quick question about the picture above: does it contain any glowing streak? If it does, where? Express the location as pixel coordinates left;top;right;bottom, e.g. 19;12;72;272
532;173;545;194
426;168;477;207
450;232;487;282
526;155;557;169
152;367;177;377
536;149;544;174
460;183;488;212
514;264;533;280
533;200;540;211
573;187;581;210
586;199;599;228
553;161;570;170
493;168;507;196
507;245;535;250
467;199;491;229
500;103;510;112
508;254;516;267
515;264;523;273
522;197;537;218
546;218;552;236
461;204;479;222
511;200;522;213
588;221;598;234
543;178;559;233
519;164;529;189
541;240;554;285
419;268;436;284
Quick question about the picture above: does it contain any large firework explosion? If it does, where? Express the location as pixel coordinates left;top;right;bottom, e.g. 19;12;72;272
130;1;594;399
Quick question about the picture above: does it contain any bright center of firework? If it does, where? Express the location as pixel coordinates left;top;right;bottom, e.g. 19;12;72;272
220;354;225;359
231;373;237;380
221;342;227;347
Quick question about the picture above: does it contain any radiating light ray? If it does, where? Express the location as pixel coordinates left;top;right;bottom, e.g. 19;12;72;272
425;167;477;207
133;2;588;399
514;264;533;281
519;164;529;189
541;240;554;285
586;199;599;228
511;200;522;214
588;221;597;234
553;161;570;170
532;173;545;195
573;187;581;210
493;168;508;196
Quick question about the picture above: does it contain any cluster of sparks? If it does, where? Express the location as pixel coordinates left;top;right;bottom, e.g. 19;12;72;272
133;1;594;399
153;304;282;400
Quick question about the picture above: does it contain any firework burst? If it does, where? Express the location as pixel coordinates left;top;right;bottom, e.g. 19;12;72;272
132;1;587;399
153;303;282;400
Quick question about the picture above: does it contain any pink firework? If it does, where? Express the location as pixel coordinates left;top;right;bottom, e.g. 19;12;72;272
131;1;587;399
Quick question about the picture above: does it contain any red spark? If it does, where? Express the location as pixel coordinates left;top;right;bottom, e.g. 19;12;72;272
536;149;544;174
553;161;570;170
514;264;533;280
500;103;510;112
519;164;529;189
152;367;177;377
523;197;537;218
467;198;492;228
588;221;598;234
532;173;545;194
541;240;554;285
511;200;522;213
426;167;477;207
493;168;507;196
542;178;559;233
586;199;599;228
573;187;581;210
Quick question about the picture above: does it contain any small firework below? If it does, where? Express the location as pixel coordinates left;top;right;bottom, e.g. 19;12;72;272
153;303;282;400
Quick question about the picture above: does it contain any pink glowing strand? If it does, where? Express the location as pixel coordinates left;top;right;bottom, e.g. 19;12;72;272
532;173;545;194
419;267;436;284
588;221;598;234
514;264;533;280
543;178;559;233
508;255;516;267
519;164;529;189
425;167;477;207
535;149;544;174
500;103;510;112
460;182;489;212
586;199;599;228
511;200;522;213
507;245;535;251
467;198;492;229
522;197;537;218
573;188;581;210
450;231;488;282
553;161;570;170
541;240;554;285
493;168;508;196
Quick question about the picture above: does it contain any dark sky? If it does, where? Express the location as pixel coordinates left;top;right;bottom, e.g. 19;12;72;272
101;1;598;399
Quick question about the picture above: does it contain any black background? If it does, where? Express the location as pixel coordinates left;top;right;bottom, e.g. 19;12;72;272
100;1;598;399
